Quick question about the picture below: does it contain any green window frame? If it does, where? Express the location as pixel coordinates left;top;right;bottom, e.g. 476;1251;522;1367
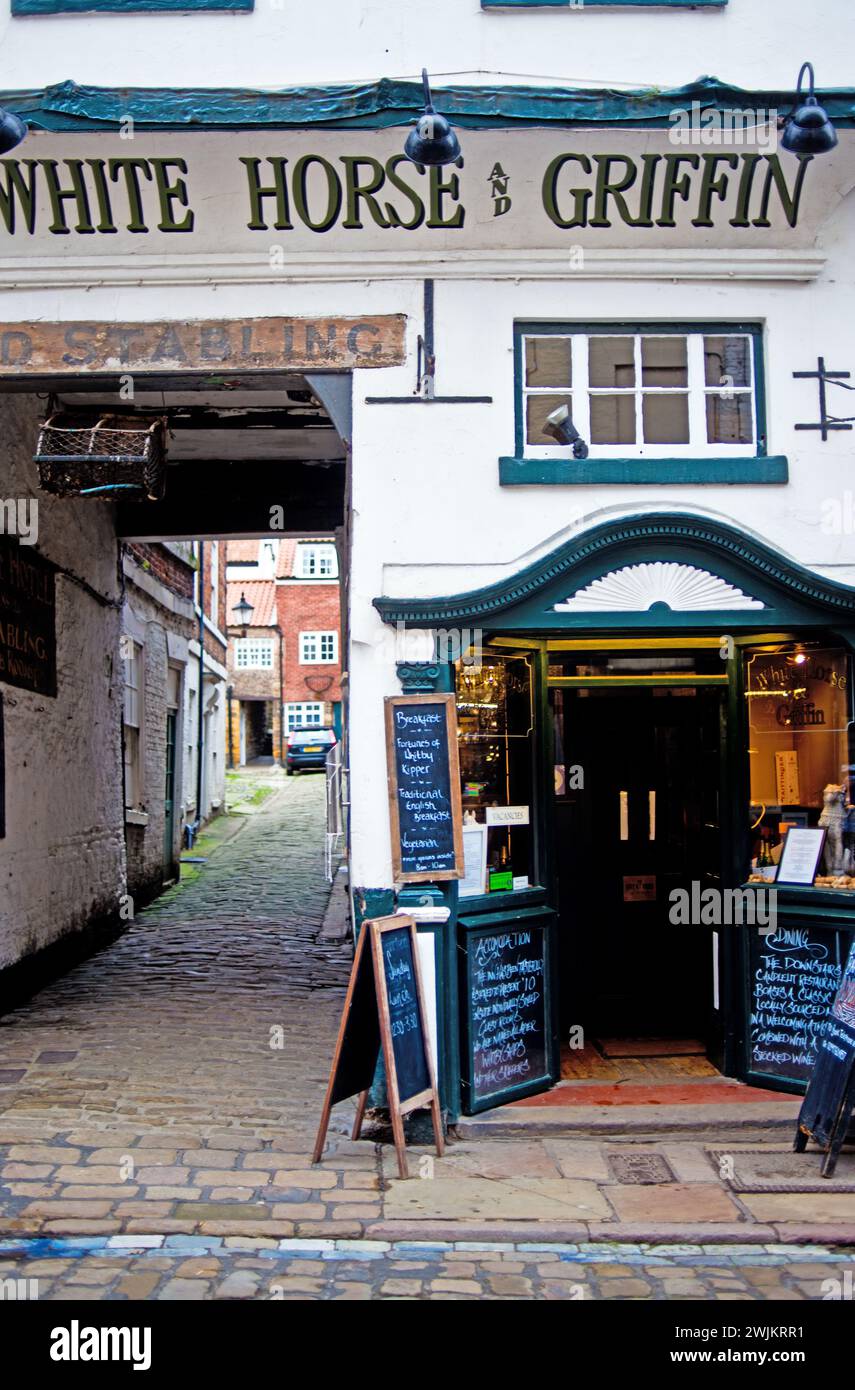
12;0;252;14
501;320;788;486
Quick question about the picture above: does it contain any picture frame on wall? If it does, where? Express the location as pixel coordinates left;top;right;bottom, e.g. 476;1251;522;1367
775;827;827;886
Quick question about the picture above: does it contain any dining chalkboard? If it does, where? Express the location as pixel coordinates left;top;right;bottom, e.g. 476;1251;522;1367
749;924;844;1083
313;914;443;1178
795;938;855;1176
385;693;463;883
460;911;554;1113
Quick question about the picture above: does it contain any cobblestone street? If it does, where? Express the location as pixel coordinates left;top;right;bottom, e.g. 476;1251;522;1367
1;770;854;1301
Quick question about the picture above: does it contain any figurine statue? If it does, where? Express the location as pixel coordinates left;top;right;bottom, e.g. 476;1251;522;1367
819;783;848;876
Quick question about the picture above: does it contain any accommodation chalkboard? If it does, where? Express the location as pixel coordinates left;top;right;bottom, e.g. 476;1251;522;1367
749;925;844;1083
313;914;443;1178
460;909;556;1114
385;693;463;883
795;938;855;1176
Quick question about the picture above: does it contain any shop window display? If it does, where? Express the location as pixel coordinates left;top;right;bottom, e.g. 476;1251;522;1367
746;644;855;890
455;655;536;892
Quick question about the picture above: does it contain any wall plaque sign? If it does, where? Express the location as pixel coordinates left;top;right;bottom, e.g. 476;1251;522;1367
0;537;57;696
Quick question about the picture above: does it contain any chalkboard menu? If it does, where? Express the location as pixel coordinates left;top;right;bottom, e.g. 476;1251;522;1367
749;925;845;1083
314;914;443;1179
795;939;855;1175
460;909;556;1113
385;693;463;883
381;925;431;1103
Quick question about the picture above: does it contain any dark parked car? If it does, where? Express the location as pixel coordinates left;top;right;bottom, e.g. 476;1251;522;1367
285;726;337;774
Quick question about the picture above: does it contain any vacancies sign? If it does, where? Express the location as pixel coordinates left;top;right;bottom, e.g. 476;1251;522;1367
0;130;847;271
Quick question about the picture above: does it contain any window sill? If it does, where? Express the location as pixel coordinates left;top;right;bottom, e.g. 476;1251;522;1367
125;809;149;827
14;0;251;11
499;456;788;486
482;0;725;7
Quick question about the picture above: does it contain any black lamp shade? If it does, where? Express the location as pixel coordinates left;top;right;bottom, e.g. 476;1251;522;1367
0;109;27;156
232;592;255;627
782;97;838;155
782;63;838;156
404;69;461;168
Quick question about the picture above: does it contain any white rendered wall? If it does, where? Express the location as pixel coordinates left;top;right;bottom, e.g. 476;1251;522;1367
0;0;851;95
0;394;125;969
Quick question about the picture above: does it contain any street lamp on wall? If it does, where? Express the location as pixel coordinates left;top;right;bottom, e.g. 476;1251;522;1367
781;63;838;156
231;591;254;636
404;69;462;170
0;105;26;155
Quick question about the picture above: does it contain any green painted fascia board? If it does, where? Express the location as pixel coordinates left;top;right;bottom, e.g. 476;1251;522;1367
14;0;250;12
372;511;855;627
3;74;855;133
499;456;789;485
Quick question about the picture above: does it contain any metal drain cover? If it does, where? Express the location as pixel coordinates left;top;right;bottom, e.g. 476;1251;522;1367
607;1152;674;1185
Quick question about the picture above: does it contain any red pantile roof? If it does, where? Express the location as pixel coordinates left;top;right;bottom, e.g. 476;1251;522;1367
225;579;277;628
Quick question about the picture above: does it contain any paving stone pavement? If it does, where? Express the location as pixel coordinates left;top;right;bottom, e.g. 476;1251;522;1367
1;766;855;1275
0;1238;853;1301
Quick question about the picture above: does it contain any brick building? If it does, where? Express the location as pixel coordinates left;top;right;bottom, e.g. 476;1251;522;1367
225;537;342;766
121;539;227;904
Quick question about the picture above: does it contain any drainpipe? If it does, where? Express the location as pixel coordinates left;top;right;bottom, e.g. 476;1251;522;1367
275;623;285;763
185;540;206;849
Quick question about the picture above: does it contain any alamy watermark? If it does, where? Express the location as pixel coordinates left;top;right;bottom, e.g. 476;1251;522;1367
669;882;777;935
669;101;778;151
0;497;38;545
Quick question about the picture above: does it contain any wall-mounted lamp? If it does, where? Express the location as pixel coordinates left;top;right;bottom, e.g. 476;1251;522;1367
543;403;589;459
231;591;255;636
0;104;26;155
404;69;462;170
782;62;838;156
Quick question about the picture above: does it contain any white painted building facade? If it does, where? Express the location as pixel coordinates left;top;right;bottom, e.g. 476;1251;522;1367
0;0;854;1113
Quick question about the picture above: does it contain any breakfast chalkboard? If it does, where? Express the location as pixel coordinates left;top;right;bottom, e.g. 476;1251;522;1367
749;924;844;1084
313;914;443;1178
459;908;556;1114
795;937;855;1176
385;693;463;883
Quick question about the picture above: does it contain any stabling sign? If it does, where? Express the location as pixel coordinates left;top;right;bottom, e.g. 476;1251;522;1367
0;537;57;697
461;915;553;1114
795;938;855;1176
385;693;464;883
313;915;443;1179
0;316;406;376
749;924;844;1084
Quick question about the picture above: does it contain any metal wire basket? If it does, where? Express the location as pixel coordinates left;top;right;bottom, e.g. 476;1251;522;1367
35;414;167;501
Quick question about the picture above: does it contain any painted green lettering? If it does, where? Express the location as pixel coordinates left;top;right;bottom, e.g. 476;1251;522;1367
753;153;812;228
239;157;292;231
590;155;638;228
107;159;153;233
292;156;342;233
542;153;592;229
151;158;194;233
427;165;464;229
0;160;38;235
41;159;95;235
691;153;739;228
340;156;391;230
383;155;426;230
656;153;700;227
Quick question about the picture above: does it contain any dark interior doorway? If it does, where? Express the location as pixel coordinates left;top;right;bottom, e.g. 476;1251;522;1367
554;682;724;1049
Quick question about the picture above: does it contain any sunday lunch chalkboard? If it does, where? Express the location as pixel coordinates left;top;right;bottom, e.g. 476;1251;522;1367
795;938;855;1176
385;693;463;883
